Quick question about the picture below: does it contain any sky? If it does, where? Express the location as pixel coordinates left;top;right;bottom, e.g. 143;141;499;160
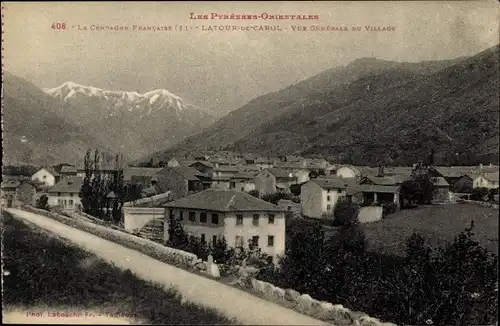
3;1;499;115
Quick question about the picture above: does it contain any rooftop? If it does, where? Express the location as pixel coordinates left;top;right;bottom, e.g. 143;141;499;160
157;166;204;181
310;176;354;189
163;189;285;212
48;176;84;194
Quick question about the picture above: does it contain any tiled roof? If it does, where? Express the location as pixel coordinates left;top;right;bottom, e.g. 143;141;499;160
163;189;285;212
433;177;450;187
60;165;77;173
178;160;197;167
212;176;231;181
483;172;499;182
188;161;214;168
48;177;84;194
125;191;171;207
232;171;259;180
123;167;163;180
349;184;401;194
362;175;411;185
39;167;60;177
266;168;297;179
310;177;354;189
1;180;21;189
214;166;240;172
157;166;203;181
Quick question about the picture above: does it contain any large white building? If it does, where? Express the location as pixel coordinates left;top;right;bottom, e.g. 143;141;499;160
163;189;286;263
473;172;499;189
47;176;83;211
31;168;60;188
300;177;353;219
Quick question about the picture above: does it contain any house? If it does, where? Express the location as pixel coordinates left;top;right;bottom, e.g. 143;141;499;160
254;168;299;195
452;174;475;193
212;165;240;178
1;180;21;207
16;182;37;205
188;161;215;176
155;166;204;200
59;165;78;179
473;172;499;189
123;167;163;189
255;158;275;170
122;192;172;234
349;184;402;209
31;168;60;187
359;174;411;186
433;177;451;202
243;153;261;165
47;176;84;211
335;165;362;179
163;189;286;263
300;177;353;219
211;176;232;190
230;171;258;192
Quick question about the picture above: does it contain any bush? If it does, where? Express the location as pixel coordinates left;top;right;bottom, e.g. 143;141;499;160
332;199;360;227
261;192;300;205
259;215;498;326
35;194;50;211
471;187;489;201
247;190;260;198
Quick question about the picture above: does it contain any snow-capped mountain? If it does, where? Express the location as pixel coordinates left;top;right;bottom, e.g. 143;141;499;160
44;82;207;119
43;82;216;160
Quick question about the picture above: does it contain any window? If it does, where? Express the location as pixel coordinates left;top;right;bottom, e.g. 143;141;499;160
252;236;260;248
169;209;174;219
43;175;46;179
236;214;243;226
230;182;235;188
327;205;331;210
235;236;244;248
69;199;73;205
57;192;61;197
241;186;245;191
189;211;196;222
266;256;274;264
211;213;219;225
179;211;184;220
268;235;274;247
327;196;331;201
200;212;207;223
201;233;206;243
268;214;275;224
287;206;291;211
252;214;259;226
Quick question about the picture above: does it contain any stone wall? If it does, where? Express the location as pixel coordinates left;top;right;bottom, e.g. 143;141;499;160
230;266;397;326
463;200;499;209
357;206;383;224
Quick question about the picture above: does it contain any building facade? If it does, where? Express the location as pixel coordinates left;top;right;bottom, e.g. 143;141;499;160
163;189;286;263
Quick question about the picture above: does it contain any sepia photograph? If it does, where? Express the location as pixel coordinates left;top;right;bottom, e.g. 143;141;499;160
1;1;499;325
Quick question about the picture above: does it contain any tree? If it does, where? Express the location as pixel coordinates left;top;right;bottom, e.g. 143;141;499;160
332;198;360;227
401;162;437;206
166;216;190;250
261;192;300;205
36;194;50;211
471;187;489;201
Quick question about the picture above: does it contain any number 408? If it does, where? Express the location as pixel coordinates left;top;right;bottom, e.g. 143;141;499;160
52;23;67;30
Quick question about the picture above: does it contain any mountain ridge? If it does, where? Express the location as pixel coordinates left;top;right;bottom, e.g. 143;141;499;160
141;46;498;166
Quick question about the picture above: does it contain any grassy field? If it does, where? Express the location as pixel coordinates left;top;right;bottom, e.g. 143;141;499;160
325;203;498;257
2;212;236;325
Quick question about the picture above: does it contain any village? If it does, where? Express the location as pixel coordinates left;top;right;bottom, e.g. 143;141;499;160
2;151;499;265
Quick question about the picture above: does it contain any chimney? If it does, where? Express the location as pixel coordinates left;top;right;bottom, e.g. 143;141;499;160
377;166;385;177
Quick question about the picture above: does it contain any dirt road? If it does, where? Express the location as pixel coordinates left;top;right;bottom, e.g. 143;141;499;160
4;208;330;325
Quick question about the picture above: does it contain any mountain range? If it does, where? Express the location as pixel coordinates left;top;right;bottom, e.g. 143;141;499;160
2;74;215;166
143;45;499;166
